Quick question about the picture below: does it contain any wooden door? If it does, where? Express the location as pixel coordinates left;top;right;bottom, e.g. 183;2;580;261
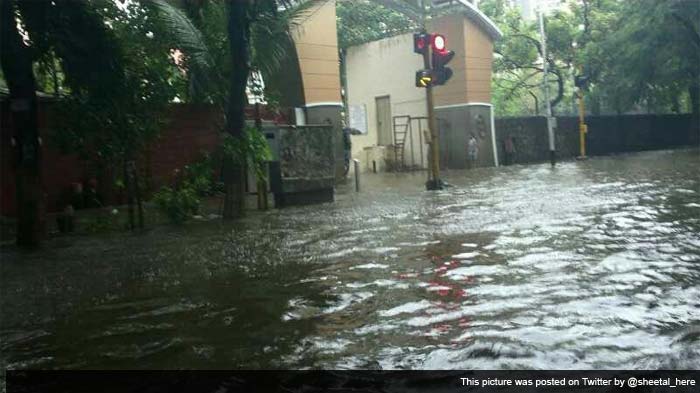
375;96;392;146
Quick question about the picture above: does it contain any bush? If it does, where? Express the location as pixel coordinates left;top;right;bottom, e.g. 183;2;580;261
153;154;216;224
153;186;200;224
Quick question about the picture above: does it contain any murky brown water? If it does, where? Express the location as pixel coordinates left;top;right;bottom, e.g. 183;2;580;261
1;148;699;370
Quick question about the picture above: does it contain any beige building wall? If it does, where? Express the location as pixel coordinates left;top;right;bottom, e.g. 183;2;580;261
345;11;498;172
345;34;429;171
291;0;342;105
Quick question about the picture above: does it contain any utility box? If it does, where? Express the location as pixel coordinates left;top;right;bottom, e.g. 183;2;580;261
269;125;335;207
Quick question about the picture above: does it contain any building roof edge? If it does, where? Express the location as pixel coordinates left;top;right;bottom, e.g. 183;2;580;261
434;0;504;41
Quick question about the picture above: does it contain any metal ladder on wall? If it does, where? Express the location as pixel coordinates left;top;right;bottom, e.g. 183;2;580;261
392;115;411;171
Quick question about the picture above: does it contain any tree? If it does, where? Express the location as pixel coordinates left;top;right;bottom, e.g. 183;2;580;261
336;0;417;49
481;0;699;116
152;0;316;219
479;0;577;115
2;0;144;245
593;0;699;115
221;1;250;219
52;1;181;229
1;0;42;247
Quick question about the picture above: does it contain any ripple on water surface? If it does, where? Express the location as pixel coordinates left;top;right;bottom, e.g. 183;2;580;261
1;148;699;369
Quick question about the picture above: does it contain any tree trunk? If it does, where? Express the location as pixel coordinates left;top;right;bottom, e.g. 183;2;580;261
124;159;135;231
133;162;144;229
1;0;43;248
550;66;564;114
223;0;251;220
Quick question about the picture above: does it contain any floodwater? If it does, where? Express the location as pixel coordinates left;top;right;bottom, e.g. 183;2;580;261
1;148;699;370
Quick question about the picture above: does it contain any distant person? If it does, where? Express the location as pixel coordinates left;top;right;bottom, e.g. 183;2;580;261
342;127;353;176
467;134;479;169
504;135;516;165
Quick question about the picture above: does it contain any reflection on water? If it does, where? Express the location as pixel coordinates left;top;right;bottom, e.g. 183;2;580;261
1;148;699;370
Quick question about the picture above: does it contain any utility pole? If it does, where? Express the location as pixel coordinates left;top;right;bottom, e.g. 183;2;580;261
415;0;452;190
538;9;556;167
575;65;588;160
424;41;442;190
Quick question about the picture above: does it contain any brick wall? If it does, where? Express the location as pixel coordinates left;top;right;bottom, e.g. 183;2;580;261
145;104;224;192
1;102;278;217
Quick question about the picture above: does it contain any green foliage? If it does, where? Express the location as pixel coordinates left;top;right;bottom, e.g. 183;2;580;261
222;127;273;180
153;186;200;224
83;211;117;234
336;0;418;49
185;154;219;196
150;0;225;104
481;0;699;115
153;154;216;224
27;1;183;165
480;0;573;115
151;0;313;106
591;0;699;114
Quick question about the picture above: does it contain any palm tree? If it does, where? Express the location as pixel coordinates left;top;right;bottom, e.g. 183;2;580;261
151;0;319;218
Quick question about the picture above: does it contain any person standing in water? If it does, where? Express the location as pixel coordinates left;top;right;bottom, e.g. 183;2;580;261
467;134;479;169
504;135;516;166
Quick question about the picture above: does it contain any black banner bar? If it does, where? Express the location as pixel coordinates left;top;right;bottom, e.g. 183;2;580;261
6;370;700;393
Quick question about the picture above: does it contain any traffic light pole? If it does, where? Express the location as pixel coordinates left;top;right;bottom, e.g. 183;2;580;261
424;41;442;190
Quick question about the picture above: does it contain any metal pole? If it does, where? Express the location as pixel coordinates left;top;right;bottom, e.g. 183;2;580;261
419;0;442;190
409;117;415;168
577;67;588;159
418;118;424;169
538;10;556;167
353;159;360;192
489;105;499;167
424;38;442;189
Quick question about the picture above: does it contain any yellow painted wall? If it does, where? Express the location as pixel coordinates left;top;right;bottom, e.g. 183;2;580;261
292;0;342;105
432;14;494;106
431;14;470;106
464;19;494;104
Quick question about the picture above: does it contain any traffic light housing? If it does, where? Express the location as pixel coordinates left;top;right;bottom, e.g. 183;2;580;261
432;49;454;85
431;34;454;86
413;32;431;55
575;74;589;89
414;32;454;88
415;69;434;88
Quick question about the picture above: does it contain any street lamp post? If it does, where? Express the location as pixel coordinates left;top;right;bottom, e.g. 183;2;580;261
576;64;588;160
572;41;588;160
538;9;556;167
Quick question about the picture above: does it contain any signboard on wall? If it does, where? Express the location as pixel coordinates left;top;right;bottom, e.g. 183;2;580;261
348;105;368;134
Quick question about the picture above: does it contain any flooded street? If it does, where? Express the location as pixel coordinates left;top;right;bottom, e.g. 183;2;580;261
1;148;699;370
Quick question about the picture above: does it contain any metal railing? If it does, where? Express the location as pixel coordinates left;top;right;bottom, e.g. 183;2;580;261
391;115;429;171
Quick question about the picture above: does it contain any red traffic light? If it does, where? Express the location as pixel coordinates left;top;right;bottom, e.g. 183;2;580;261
432;34;447;52
413;32;431;54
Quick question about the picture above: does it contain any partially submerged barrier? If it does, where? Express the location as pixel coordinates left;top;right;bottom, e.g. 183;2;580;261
268;125;335;207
